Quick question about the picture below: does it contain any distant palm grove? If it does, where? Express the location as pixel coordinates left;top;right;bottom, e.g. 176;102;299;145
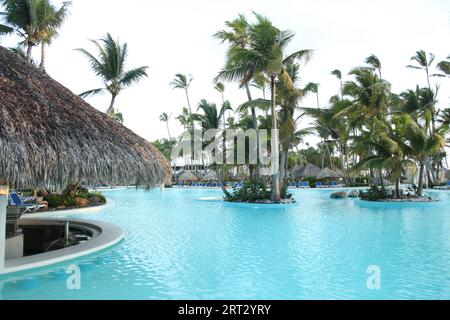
1;4;449;202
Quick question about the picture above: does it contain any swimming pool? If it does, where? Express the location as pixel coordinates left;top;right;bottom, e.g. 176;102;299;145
1;188;450;300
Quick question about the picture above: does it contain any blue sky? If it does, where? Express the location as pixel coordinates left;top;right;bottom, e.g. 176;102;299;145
1;0;449;143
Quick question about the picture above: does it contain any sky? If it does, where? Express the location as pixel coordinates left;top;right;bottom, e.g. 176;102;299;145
1;0;450;144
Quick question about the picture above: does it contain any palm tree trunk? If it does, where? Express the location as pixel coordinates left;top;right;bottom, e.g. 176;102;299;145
245;83;260;181
39;43;46;72
107;94;117;115
395;178;401;198
215;164;231;199
185;89;192;115
379;169;385;193
166;123;172;141
26;43;33;63
270;75;281;202
417;161;425;197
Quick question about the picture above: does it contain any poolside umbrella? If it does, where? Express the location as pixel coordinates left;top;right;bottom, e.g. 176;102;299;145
202;171;218;181
317;168;339;180
178;172;199;182
0;46;171;270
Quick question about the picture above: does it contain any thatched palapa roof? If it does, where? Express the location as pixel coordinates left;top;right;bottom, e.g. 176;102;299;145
178;171;199;182
317;168;339;179
201;171;218;181
291;164;321;178
0;46;171;189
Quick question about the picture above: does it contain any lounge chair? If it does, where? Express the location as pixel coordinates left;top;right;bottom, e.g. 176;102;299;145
447;181;450;190
316;182;323;188
332;181;338;188
289;182;296;188
298;181;303;188
303;182;310;189
8;192;44;214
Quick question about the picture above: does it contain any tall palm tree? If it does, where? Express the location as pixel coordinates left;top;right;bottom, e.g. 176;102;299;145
215;14;263;180
217;13;312;202
304;82;320;108
214;82;229;130
365;54;382;79
36;0;71;72
407;50;437;90
404;118;446;196
76;33;148;119
176;107;193;131
159;112;172;141
437;56;450;76
0;0;50;62
171;74;193;115
331;69;344;98
193;100;232;197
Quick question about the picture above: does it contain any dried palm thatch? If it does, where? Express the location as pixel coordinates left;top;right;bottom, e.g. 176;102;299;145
317;168;339;179
178;172;199;182
291;164;321;179
201;171;218;181
0;46;171;190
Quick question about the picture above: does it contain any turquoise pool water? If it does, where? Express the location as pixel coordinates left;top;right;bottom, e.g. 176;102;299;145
1;188;450;300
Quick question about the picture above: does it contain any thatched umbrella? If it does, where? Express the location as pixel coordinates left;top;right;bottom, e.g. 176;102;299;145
292;164;321;179
0;47;171;269
0;46;171;189
317;168;339;180
202;171;218;181
178;172;199;182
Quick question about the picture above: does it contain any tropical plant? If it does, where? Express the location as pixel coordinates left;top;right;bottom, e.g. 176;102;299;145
216;12;312;201
159;112;172;141
171;74;193;115
76;33;148;120
0;0;70;66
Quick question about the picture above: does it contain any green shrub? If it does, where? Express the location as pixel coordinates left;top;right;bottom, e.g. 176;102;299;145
87;191;106;205
359;188;391;201
44;194;77;208
227;180;293;202
227;180;270;202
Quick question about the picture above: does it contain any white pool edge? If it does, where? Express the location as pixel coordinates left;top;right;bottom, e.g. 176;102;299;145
0;218;124;276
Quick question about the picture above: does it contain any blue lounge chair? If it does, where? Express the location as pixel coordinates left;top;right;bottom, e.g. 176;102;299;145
332;181;338;188
8;192;43;214
316;182;322;188
298;181;303;188
447;181;450;190
303;182;310;189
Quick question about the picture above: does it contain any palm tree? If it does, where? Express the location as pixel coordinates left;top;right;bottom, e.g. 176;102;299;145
159;112;172;141
108;108;123;124
304;82;320;108
437;56;450;76
76;33;148;119
176;107;193;131
214;82;229;130
217;13;312;201
0;0;45;62
365;54;382;79
171;74;193;115
0;0;70;66
193;100;232;197
404;118;446;196
407;50;437;90
331;69;344;98
215;14;263;180
36;0;71;72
